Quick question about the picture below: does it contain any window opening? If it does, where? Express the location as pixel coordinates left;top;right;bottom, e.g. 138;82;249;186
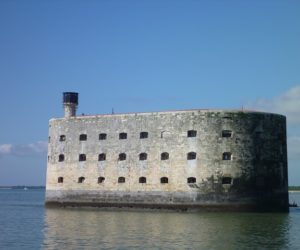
78;177;85;183
98;177;105;183
58;177;63;183
118;177;125;183
79;154;86;161
99;133;107;140
187;130;197;137
79;134;87;141
139;177;146;183
98;153;106;161
58;154;65;162
161;177;169;184
222;177;232;184
139;153;147;161
59;135;66;141
187;177;196;183
222;130;232;138
187;152;196;160
119;153;126;161
222;152;232;160
161;152;169;160
140;132;148;139
119;133;127;139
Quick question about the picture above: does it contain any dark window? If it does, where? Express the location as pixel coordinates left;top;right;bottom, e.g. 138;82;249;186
187;130;197;137
98;177;105;183
118;177;125;183
48;136;51;143
99;133;107;140
222;130;232;138
255;131;262;138
79;154;86;161
79;134;87;141
59;135;66;141
139;177;146;183
139;153;147;161
222;152;232;160
119;133;127;139
58;177;64;183
98;153;106;161
78;177;85;183
187;177;196;183
161;152;169;160
119;153;126;161
187;152;196;160
161;177;168;184
140;132;148;139
256;176;264;187
222;177;232;184
58;154;65;162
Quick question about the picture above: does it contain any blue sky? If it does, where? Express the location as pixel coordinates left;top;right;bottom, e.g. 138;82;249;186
0;0;299;185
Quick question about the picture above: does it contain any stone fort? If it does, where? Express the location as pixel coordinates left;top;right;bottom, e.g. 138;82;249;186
45;92;289;212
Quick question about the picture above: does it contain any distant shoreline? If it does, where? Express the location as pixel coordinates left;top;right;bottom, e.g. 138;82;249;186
0;186;45;190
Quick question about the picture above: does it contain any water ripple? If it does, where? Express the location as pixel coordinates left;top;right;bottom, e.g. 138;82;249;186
1;190;300;249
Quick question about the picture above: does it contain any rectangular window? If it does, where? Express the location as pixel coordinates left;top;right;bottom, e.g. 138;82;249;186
222;177;232;184
222;130;232;138
79;134;87;141
98;153;106;161
222;152;232;160
187;130;197;137
99;133;107;140
58;154;65;162
140;132;148;139
118;177;125;183
79;154;86;161
119;133;127;139
187;152;196;160
59;135;66;141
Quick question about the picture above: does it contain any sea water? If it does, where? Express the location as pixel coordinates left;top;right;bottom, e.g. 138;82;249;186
0;189;300;249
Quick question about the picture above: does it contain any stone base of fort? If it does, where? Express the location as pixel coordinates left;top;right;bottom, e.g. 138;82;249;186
45;190;289;212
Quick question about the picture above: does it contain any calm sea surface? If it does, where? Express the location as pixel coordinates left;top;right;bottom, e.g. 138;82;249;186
0;189;300;249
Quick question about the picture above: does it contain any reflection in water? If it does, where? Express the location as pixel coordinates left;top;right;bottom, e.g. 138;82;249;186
42;208;291;249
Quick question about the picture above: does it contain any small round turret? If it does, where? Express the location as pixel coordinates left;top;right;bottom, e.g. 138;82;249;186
63;92;78;118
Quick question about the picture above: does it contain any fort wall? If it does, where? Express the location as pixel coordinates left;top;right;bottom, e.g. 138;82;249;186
45;106;289;211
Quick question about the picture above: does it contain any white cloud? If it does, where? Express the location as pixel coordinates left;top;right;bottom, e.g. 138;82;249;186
247;85;300;125
0;141;47;157
0;144;13;155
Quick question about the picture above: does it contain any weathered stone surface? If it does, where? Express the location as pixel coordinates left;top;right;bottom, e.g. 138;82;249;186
46;109;289;212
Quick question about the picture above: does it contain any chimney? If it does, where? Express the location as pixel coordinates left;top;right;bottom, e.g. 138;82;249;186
63;92;78;118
